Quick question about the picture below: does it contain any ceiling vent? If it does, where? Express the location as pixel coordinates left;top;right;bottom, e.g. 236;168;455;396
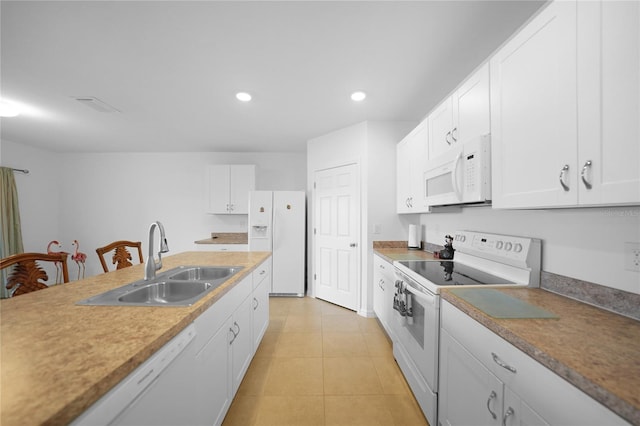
72;96;120;113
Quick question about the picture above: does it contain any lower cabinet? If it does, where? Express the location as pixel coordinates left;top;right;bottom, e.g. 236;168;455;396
252;273;270;351
440;328;548;426
230;294;254;396
439;300;629;426
372;254;395;339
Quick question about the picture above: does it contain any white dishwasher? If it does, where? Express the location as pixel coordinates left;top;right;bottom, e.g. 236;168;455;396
72;324;197;426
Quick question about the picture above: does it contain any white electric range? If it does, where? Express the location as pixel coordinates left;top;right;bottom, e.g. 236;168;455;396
391;230;542;426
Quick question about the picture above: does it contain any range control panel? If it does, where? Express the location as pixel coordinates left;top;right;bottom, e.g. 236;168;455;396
453;230;541;268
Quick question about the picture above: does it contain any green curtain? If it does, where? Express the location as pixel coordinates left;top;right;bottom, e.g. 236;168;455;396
0;167;24;298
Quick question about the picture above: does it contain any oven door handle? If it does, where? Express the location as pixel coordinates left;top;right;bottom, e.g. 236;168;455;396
403;283;436;306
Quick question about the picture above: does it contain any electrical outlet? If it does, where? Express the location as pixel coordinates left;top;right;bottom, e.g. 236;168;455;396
624;242;640;272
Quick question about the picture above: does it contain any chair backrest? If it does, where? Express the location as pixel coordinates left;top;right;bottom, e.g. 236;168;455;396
1;252;69;297
95;240;144;273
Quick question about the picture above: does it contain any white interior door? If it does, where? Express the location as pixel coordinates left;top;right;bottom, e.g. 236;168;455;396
313;164;359;311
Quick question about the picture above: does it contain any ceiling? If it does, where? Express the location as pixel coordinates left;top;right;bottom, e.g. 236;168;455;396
0;1;546;153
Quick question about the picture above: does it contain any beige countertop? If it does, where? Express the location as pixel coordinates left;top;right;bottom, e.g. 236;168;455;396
0;251;270;426
374;246;640;425
445;286;640;425
194;232;248;245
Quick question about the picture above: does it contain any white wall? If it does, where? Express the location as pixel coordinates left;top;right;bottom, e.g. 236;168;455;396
2;140;306;279
307;121;415;315
420;205;640;294
1;140;62;253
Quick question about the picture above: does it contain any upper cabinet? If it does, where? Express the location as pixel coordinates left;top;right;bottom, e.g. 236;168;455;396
397;119;429;214
206;165;256;214
491;0;640;208
428;63;490;159
490;1;578;208
576;0;640;206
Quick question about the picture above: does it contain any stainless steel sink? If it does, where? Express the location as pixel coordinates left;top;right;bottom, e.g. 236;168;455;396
167;266;242;281
77;265;243;307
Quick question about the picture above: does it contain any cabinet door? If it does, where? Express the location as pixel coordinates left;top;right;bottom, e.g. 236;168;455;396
439;328;502;426
578;1;640;205
428;98;454;159
503;388;550;426
207;165;231;213
194;318;233;426
231;295;254;396
454;62;490;145
397;136;413;213
491;1;578;208
229;165;256;214
252;276;270;352
372;256;388;330
397;122;429;214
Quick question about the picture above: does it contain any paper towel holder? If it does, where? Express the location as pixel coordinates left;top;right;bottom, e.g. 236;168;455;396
408;224;421;249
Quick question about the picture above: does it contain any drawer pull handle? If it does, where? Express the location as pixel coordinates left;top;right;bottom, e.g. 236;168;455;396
502;407;514;426
253;297;259;310
492;352;517;373
486;391;497;419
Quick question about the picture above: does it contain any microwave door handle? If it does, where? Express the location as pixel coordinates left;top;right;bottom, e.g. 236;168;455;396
451;150;463;202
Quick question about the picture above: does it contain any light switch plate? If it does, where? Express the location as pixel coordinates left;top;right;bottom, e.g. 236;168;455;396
624;242;640;272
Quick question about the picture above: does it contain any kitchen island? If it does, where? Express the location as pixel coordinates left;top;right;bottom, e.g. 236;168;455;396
0;250;270;426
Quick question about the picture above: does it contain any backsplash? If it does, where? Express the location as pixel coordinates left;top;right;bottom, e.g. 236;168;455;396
541;272;640;321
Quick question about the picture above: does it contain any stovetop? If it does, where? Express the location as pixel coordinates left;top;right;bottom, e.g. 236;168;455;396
397;260;513;287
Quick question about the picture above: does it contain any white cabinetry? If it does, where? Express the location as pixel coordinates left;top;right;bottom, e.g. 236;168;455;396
439;300;629;426
206;165;256;214
577;0;640;206
397;120;429;213
491;0;640;208
230;294;254;395
372;254;395;339
429;63;490;159
491;1;578;208
252;259;271;350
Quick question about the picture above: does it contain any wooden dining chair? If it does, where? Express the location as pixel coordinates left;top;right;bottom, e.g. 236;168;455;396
95;240;144;273
1;252;69;297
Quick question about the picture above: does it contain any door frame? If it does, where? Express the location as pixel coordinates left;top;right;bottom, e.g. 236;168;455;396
309;161;361;312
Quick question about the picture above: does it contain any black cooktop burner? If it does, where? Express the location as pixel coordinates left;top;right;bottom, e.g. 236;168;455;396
398;260;513;286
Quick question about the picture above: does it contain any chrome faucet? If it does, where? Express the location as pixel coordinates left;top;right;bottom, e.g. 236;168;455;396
145;221;169;281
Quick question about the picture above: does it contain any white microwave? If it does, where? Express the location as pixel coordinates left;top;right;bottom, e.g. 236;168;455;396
423;134;491;207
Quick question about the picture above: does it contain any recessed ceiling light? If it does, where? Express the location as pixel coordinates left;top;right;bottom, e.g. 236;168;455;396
236;92;252;102
351;91;366;102
0;100;20;117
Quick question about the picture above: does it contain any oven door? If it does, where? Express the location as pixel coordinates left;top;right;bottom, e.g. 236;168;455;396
392;276;439;391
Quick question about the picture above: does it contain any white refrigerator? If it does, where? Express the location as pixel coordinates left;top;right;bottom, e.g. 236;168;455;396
248;191;306;296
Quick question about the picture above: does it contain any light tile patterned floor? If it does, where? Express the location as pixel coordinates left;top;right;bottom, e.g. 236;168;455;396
222;296;429;426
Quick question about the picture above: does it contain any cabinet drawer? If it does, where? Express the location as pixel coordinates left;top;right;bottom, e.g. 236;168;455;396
193;276;252;354
441;300;629;425
252;258;271;290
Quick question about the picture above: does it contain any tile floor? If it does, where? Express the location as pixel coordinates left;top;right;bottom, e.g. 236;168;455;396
222;296;429;426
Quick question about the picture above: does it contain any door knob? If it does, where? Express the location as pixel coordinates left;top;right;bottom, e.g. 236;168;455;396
350;243;358;247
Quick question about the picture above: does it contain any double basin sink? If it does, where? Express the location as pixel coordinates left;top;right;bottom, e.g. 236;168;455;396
77;265;243;307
